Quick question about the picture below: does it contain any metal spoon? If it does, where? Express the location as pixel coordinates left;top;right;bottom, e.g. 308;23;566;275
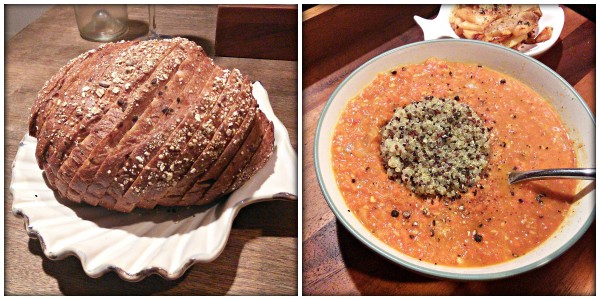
508;168;596;184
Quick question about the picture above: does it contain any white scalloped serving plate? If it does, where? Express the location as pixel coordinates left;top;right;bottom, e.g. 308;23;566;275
414;4;564;57
11;82;297;281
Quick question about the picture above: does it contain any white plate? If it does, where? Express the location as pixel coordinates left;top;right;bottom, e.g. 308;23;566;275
314;39;595;280
11;82;297;281
414;4;564;57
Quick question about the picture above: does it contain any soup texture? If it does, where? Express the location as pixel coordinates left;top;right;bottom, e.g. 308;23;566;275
332;58;577;267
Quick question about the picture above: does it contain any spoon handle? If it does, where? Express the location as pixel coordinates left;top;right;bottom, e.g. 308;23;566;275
508;168;596;184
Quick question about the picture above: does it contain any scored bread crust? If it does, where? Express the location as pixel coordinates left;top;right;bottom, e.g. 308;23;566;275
105;65;223;211
29;38;276;212
86;47;216;210
175;82;257;206
115;68;235;212
54;40;180;200
66;46;186;203
133;70;246;209
165;77;253;207
29;48;95;138
34;42;128;171
46;41;168;193
66;42;195;206
223;112;275;196
38;42;134;190
189;109;269;205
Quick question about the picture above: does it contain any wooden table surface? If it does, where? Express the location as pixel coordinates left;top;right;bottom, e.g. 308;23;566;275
5;5;298;295
302;6;595;296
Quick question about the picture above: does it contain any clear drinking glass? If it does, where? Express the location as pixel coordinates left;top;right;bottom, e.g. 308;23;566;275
74;5;128;42
142;5;172;40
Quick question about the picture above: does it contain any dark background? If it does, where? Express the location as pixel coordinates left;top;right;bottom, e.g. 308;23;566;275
302;4;595;22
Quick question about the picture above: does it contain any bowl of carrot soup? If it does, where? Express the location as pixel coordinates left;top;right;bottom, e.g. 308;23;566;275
314;39;594;280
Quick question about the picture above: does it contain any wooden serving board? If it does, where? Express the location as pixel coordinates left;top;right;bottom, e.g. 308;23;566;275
302;4;595;296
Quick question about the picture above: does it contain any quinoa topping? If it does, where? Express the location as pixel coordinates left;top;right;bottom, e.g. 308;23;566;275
380;96;490;198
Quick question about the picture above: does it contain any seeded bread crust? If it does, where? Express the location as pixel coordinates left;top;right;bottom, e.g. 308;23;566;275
29;48;93;138
108;66;224;212
176;82;257;206
167;78;253;206
30;38;275;212
88;49;216;210
112;68;231;212
34;42;126;172
40;41;162;193
53;40;180;201
189;108;266;205
222;111;274;197
38;42;133;192
46;41;170;194
114;69;235;212
65;45;186;205
45;42;148;178
71;42;199;207
134;70;246;209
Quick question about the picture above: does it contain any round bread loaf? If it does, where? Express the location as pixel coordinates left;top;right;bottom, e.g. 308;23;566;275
29;38;274;212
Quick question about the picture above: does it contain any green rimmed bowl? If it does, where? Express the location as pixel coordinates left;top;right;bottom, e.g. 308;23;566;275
313;39;595;280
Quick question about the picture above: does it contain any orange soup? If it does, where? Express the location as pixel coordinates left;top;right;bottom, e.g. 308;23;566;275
332;58;577;267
